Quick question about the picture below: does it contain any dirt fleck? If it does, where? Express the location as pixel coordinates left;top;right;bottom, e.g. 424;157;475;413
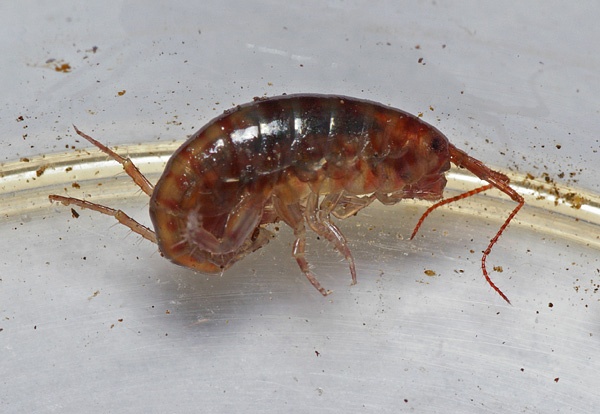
36;165;48;177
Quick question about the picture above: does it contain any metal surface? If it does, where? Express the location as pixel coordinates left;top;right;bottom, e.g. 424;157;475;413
1;1;599;413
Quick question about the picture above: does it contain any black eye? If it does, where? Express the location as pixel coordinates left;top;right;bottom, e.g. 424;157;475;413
430;135;446;153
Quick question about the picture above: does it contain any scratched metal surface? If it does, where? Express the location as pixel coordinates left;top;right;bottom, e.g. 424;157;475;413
1;1;599;413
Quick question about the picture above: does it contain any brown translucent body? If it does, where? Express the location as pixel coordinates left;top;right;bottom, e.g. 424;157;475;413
49;94;524;302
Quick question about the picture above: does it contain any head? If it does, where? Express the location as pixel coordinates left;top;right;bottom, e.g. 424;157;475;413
375;116;451;200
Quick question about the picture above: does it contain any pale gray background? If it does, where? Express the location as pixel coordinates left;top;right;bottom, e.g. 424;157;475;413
1;1;599;413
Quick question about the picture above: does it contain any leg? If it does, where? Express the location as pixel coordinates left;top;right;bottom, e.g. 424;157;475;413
330;193;376;219
49;195;157;243
182;226;275;270
184;194;265;255
72;125;154;196
305;192;358;286
375;191;411;205
272;196;331;296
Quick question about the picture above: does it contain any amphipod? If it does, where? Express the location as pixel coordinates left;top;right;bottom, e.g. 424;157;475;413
49;94;524;303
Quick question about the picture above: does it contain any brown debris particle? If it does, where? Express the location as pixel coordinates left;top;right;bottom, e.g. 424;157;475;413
36;165;48;177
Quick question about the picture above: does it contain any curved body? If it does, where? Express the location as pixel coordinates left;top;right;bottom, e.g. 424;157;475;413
50;94;523;302
150;95;450;273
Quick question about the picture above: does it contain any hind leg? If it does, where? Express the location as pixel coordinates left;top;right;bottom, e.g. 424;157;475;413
182;226;275;271
181;195;275;269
